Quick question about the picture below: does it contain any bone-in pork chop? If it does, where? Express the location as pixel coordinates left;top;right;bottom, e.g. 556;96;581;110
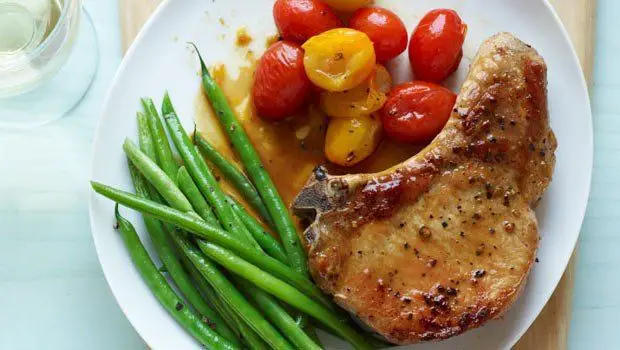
292;33;556;344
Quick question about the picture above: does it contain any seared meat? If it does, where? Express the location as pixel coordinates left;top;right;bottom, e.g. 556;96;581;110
292;33;556;344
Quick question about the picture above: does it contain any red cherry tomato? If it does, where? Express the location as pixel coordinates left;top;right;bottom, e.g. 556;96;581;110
349;7;408;62
253;41;311;121
380;81;457;143
408;9;467;82
273;0;342;44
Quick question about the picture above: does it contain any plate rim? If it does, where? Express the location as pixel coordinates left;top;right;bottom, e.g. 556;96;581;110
88;0;176;346
503;0;594;346
509;0;594;348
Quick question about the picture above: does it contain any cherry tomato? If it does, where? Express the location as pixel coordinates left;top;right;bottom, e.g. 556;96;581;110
322;0;372;12
380;81;456;143
253;41;311;121
273;0;342;44
319;64;392;118
325;115;382;167
408;9;467;82
349;7;408;62
302;28;376;92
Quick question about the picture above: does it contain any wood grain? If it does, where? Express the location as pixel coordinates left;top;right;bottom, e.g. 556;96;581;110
548;0;597;82
117;1;596;348
118;0;161;52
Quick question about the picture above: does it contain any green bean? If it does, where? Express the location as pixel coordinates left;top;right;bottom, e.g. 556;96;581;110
196;272;285;350
171;232;294;350
234;277;321;350
218;191;315;348
91;182;333;308
128;162;240;345
196;234;306;350
124;138;193;213
220;309;269;350
187;258;271;350
195;273;270;350
195;134;273;226
187;264;233;335
113;206;237;350
131;125;245;345
194;46;313;332
187;194;314;350
234;322;270;350
192;45;308;276
137;112;157;159
138;112;280;349
226;196;288;264
129;136;255;328
177;166;220;226
184;257;242;338
192;258;289;350
136;112;169;205
141;97;179;179
133;117;238;343
160;94;261;251
185;245;269;350
223;204;316;343
200;243;370;350
125;138;205;224
188;266;239;336
138;107;277;348
136;112;179;232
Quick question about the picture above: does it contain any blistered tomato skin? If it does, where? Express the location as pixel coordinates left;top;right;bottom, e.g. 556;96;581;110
408;9;467;82
325;115;383;167
322;0;372;12
349;7;408;62
380;81;457;143
253;41;311;121
273;0;342;44
302;28;376;92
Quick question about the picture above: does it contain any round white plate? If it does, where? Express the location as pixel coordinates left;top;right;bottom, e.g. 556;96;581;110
90;0;592;348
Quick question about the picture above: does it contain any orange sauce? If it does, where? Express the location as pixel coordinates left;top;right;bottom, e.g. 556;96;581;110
235;27;253;47
194;59;423;225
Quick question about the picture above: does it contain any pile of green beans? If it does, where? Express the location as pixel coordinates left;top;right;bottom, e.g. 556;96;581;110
114;205;237;350
92;44;376;350
192;44;308;278
195;134;273;227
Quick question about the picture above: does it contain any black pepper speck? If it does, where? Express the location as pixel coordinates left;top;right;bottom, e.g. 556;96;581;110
473;269;486;278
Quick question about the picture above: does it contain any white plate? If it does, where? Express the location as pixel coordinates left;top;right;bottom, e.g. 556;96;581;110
90;0;592;349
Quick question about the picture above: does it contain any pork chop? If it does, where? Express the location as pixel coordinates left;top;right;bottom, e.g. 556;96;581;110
292;33;556;344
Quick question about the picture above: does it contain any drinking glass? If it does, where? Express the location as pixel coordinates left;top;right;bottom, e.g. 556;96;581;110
0;0;98;128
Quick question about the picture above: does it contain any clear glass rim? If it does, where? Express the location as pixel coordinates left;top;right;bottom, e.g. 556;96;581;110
0;0;81;97
27;0;76;59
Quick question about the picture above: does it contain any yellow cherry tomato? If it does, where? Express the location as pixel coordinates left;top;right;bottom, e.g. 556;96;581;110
323;0;372;12
319;64;392;118
302;28;376;92
325;115;382;167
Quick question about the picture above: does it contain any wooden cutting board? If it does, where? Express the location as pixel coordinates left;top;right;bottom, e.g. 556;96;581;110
118;0;596;348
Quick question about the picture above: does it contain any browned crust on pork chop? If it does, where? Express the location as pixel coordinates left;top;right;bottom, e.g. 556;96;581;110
293;33;556;344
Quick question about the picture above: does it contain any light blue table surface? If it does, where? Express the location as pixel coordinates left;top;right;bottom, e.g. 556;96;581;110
0;1;617;349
